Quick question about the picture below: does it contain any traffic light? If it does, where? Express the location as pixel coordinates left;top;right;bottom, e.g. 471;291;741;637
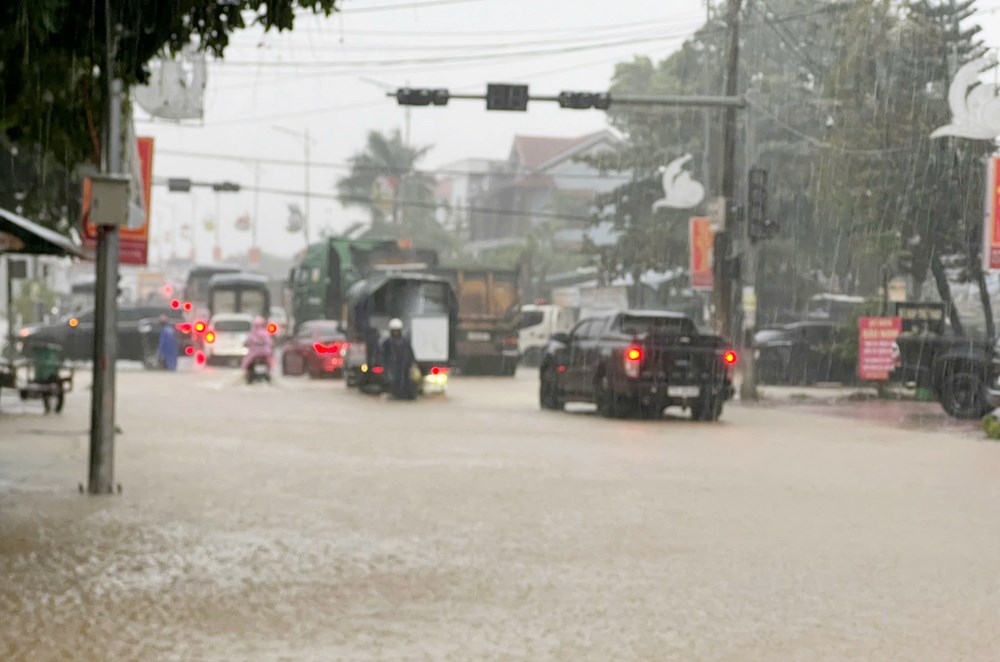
395;88;449;106
557;91;612;110
212;181;241;193
486;83;529;111
167;178;192;192
747;167;778;242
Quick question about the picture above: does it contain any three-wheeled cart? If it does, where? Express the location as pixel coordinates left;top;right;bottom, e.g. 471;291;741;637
10;343;74;413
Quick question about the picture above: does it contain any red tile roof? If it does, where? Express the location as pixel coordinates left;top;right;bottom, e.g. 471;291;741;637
512;131;607;170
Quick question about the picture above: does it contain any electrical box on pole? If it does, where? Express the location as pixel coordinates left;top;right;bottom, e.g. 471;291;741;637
486;83;529;111
89;174;131;226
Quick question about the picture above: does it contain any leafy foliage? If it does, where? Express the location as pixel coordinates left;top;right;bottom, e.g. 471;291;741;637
0;0;339;228
335;129;451;251
598;0;991;324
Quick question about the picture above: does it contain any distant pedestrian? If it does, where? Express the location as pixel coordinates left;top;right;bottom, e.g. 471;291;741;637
157;315;178;371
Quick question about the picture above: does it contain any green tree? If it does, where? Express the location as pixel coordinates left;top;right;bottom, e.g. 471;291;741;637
1;0;339;228
335;129;451;251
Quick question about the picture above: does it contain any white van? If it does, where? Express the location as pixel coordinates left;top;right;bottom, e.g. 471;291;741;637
518;304;575;366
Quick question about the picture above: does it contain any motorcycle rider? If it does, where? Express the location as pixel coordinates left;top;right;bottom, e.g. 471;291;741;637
242;316;274;375
380;318;418;400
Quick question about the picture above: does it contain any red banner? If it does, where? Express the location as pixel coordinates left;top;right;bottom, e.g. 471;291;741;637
985;156;1000;270
689;216;714;291
82;136;154;265
858;316;902;381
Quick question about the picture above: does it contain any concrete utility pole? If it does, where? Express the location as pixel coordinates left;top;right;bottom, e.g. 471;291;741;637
716;0;743;342
89;0;122;495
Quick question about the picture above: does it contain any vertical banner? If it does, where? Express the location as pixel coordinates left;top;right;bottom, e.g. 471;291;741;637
82;136;154;265
689;216;714;291
984;155;1000;271
857;316;902;381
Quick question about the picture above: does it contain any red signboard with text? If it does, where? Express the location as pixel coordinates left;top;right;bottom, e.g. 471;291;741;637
82;136;154;265
689;216;714;291
857;316;902;381
985;156;1000;270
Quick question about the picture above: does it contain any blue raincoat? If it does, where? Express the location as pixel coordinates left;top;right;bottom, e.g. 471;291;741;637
157;324;178;371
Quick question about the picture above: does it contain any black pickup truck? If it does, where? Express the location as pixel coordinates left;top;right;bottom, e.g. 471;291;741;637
538;310;737;421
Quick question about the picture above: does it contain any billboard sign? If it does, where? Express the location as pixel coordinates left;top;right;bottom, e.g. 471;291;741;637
985;155;1000;271
689;216;714;291
858;316;902;381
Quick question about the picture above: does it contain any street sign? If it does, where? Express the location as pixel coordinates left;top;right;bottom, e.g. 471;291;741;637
858;317;902;381
689;217;714;291
706;196;726;231
742;286;757;329
894;302;946;336
486;83;529;111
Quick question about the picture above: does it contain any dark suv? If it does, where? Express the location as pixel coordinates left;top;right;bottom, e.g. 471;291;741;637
18;305;185;364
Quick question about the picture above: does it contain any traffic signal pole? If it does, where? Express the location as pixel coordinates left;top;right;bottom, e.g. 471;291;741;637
718;0;743;345
390;17;750;362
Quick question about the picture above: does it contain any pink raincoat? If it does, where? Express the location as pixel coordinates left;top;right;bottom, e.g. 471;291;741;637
241;318;274;371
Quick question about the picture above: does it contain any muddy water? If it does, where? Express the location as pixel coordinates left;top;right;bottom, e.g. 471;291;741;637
4;368;1000;660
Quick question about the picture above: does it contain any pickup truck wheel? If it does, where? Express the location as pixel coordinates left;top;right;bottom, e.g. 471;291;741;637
691;395;723;422
539;367;564;410
596;376;632;418
939;366;990;420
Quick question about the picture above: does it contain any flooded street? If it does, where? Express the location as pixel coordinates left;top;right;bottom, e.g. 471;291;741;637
2;368;1000;660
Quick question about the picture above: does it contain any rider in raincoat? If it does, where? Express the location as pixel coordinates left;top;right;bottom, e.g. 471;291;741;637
157;315;178;371
380;318;418;400
242;317;274;372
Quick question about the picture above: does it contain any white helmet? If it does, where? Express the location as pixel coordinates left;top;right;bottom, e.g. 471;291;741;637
388;318;404;331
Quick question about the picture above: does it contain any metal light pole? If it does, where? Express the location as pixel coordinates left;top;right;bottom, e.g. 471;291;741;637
272;126;314;246
89;0;122;495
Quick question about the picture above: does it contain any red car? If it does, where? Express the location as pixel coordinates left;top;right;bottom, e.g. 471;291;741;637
281;320;350;378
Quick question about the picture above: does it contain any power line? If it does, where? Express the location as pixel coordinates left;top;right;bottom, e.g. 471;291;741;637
159;178;600;223
224;25;690;53
210;32;700;69
335;0;491;14
155;148;635;181
268;15;707;37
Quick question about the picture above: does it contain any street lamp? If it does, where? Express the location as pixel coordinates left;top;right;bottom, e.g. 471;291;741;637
271;125;316;246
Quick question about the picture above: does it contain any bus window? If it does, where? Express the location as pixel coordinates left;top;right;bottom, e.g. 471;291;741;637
212;290;238;314
242;290;268;318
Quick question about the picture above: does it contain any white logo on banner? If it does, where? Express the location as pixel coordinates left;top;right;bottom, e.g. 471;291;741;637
652;154;706;211
931;54;1000;140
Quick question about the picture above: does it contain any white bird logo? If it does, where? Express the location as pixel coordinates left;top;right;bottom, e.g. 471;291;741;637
931;54;1000;140
652;154;706;211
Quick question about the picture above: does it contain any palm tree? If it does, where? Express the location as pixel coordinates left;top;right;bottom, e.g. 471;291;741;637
336;129;441;242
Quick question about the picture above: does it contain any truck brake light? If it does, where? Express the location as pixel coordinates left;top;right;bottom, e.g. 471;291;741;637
723;350;738;365
624;345;642;379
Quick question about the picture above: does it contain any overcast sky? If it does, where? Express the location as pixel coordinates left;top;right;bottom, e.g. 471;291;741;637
137;0;1000;264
